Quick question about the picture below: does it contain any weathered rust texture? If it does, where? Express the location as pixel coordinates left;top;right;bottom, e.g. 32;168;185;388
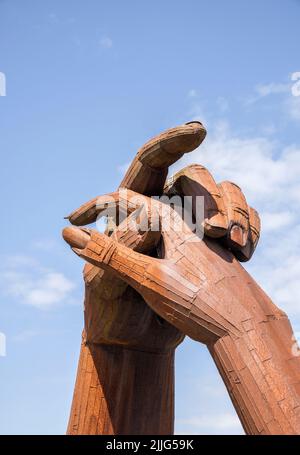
63;122;300;435
67;334;176;435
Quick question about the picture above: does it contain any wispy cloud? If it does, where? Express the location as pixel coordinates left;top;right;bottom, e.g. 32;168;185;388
250;247;300;318
48;12;75;26
12;330;41;342
48;12;59;24
246;82;290;104
174;119;300;209
244;77;300;123
260;211;295;232
0;255;76;309
255;82;289;97
32;238;58;251
187;89;197;98
100;36;113;49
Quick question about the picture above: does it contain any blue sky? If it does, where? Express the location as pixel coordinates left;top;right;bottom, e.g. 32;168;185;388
0;0;300;434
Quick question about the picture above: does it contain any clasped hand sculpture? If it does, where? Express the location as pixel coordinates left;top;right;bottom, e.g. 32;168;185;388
63;122;300;435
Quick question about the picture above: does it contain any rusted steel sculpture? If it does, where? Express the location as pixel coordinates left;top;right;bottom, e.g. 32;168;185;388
63;122;300;435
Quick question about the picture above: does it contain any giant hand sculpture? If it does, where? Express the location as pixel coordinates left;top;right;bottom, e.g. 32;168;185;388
64;123;206;435
63;122;300;435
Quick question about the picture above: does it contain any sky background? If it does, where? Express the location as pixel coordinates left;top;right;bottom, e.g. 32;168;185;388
0;0;300;435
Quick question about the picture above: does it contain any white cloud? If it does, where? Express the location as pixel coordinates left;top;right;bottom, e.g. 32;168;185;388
12;330;40;342
260;123;276;135
5;255;39;268
248;226;300;319
245;82;290;105
260;211;295;232
32;238;58;251
255;82;289;97
173;121;300;208
48;12;59;24
188;89;197;98
100;37;113;49
25;273;74;307
267;258;300;313
0;255;76;309
245;77;300;123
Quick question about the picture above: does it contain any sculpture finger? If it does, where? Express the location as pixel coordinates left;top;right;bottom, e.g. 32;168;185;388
62;227;203;340
65;189;147;227
164;164;228;238
84;203;161;282
63;227;180;322
66;189;161;299
120;122;206;196
238;206;261;262
83;204;162;287
218;181;249;254
62;227;156;289
112;203;161;254
248;206;261;251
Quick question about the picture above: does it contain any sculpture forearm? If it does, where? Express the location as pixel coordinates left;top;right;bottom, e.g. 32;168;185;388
67;334;176;435
209;316;300;434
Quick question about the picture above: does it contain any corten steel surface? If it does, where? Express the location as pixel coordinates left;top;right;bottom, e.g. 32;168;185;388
63;122;300;435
